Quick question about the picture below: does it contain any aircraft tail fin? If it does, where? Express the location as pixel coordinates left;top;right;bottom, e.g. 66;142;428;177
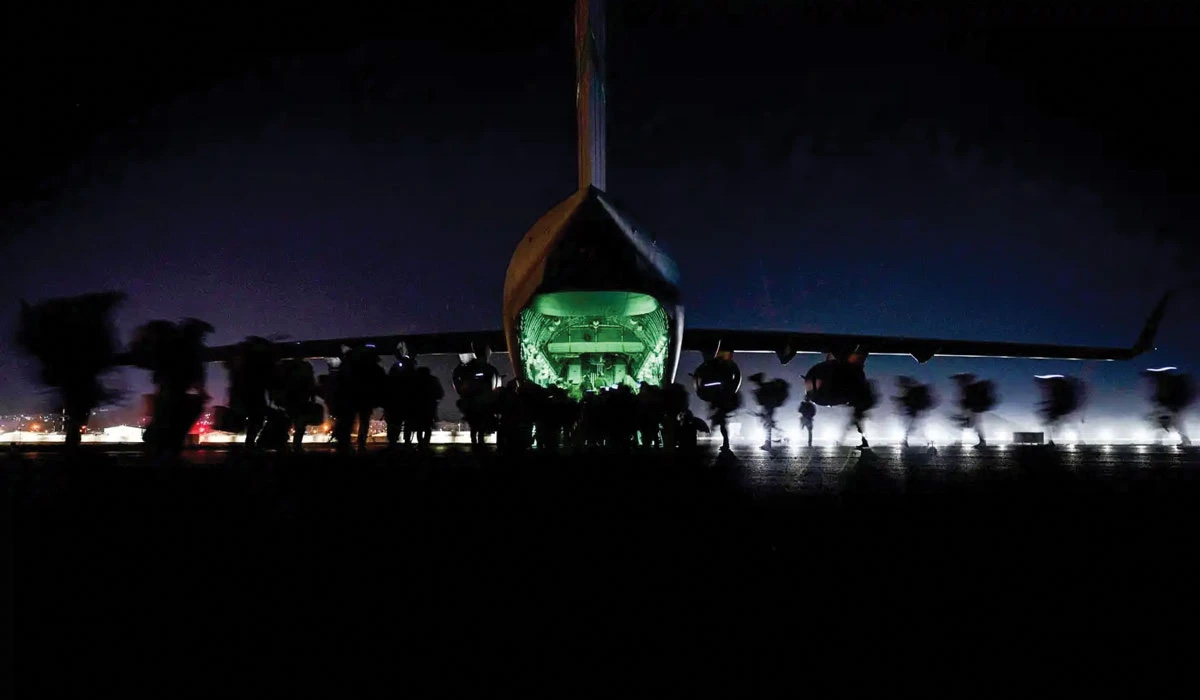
1131;290;1173;357
575;0;606;191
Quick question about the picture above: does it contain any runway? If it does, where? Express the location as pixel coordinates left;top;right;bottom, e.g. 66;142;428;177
8;441;1198;495
10;442;1200;694
729;443;1200;495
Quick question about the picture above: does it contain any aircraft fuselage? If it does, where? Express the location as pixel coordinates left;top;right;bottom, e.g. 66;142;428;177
502;186;684;398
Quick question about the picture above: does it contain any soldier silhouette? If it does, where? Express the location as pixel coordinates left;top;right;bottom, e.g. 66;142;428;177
322;352;357;455
709;392;742;452
749;372;790;450
952;373;998;447
843;380;878;449
225;336;276;448
676;409;709;451
273;358;319;451
344;347;385;451
1035;375;1086;446
635;384;665;448
452;355;501;448
17;293;127;450
130;317;213;458
413;366;444;446
383;360;410;448
893;377;937;447
798;399;816;447
1144;369;1195;446
661;383;690;452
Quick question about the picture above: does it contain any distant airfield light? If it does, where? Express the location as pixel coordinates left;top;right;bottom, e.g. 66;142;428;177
702;382;721;387
1034;374;1065;379
1146;367;1178;373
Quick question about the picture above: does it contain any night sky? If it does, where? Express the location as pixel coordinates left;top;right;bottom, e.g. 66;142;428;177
3;1;1197;431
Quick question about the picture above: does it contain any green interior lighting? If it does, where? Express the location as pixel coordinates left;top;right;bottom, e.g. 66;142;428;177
519;291;669;399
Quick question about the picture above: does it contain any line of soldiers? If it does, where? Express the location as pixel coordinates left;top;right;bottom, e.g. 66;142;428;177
215;357;1200;455
218;341;719;454
759;370;1195;450
125;323;1195;457
221;342;446;455
19;291;1190;458
459;380;711;453
863;370;1192;448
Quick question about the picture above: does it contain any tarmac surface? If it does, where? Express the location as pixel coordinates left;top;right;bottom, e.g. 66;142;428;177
8;443;1200;693
11;440;1199;490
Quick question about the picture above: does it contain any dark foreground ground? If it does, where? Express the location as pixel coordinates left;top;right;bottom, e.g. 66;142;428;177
7;444;1200;695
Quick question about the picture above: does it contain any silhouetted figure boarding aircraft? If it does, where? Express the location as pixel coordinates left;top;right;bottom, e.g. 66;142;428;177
1035;375;1087;446
1144;368;1195;446
894;377;937;447
951;374;999;447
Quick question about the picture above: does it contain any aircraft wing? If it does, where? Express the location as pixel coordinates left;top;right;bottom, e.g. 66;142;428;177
202;330;507;363
682;293;1171;364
